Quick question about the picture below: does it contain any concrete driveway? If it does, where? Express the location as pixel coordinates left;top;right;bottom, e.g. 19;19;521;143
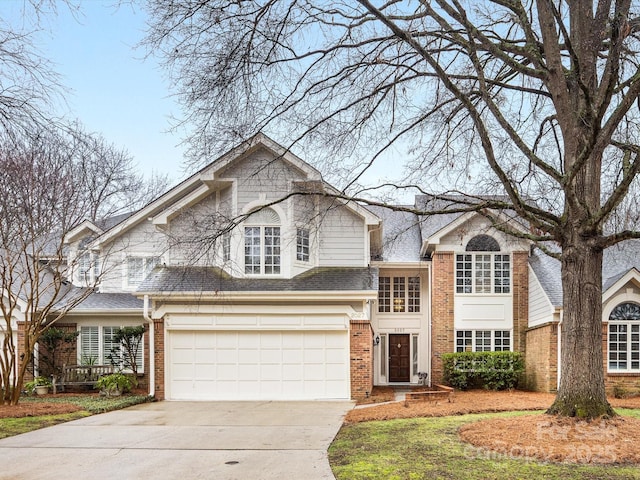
0;400;353;480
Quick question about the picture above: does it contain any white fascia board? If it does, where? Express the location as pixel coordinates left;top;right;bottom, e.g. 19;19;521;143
137;290;377;302
420;210;530;255
64;220;103;244
213;133;323;181
152;184;213;225
370;261;429;269
66;309;143;316
603;267;640;303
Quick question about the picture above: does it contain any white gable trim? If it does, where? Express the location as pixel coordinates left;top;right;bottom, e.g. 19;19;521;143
421;210;529;255
603;267;640;304
64;219;103;244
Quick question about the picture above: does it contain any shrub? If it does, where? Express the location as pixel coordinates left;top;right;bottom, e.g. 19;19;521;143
95;373;134;396
24;376;53;395
442;351;524;390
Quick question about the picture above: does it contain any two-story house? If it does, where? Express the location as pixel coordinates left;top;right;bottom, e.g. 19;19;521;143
19;133;640;400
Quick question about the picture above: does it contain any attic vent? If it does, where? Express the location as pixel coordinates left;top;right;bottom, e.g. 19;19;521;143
610;302;640;320
465;234;500;252
245;207;280;225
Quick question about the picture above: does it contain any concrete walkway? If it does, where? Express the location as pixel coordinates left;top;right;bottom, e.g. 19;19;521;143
0;400;353;480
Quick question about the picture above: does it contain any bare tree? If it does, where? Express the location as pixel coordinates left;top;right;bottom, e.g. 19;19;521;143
142;1;640;418
0;125;156;405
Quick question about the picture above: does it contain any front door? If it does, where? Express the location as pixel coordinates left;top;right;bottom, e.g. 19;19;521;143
389;334;410;382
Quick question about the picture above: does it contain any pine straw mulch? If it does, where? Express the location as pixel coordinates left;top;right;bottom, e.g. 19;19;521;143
0;398;84;418
348;387;640;465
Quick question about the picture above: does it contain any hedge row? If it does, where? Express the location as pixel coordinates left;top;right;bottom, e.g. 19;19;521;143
441;351;524;390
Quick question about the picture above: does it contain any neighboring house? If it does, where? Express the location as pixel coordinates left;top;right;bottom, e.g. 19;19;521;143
16;134;640;400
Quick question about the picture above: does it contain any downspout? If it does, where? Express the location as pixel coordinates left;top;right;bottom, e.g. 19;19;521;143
143;295;155;397
557;309;562;391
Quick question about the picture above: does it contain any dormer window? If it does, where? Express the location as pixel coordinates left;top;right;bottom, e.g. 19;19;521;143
296;228;310;262
244;208;281;275
76;252;99;285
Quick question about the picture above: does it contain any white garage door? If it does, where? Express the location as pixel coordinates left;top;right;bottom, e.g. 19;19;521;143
168;330;350;400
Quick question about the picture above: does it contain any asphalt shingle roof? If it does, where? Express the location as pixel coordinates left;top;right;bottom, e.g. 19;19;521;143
74;292;144;310
530;239;640;307
367;206;422;262
137;266;378;294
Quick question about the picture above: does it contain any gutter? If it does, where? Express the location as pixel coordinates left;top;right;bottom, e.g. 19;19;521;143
143;295;155;397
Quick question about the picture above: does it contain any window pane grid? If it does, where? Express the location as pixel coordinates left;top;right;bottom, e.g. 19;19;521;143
377;276;420;314
393;277;405;312
244;227;261;274
264;227;281;274
378;277;391;312
456;252;511;294
456;330;511;352
296;228;310;262
408;277;420;313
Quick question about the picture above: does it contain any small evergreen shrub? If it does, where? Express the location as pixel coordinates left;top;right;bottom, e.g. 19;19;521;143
442;351;524;390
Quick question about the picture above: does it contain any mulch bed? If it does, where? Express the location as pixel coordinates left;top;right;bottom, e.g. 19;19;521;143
349;388;640;464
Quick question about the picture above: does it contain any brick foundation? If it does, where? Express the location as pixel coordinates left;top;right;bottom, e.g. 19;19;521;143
350;320;373;400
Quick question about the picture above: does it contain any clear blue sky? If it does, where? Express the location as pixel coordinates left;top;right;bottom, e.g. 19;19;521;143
2;1;188;183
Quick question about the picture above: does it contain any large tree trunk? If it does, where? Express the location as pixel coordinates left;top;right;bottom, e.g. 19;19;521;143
547;241;615;418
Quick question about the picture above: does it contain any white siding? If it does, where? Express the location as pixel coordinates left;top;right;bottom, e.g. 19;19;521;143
219;150;306;213
528;266;555;327
98;221;168;293
318;200;366;267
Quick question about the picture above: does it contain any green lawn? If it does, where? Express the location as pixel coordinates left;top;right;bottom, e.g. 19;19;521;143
0;395;151;439
329;411;640;480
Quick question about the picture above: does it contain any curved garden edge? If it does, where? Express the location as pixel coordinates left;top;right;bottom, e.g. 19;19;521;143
345;388;640;465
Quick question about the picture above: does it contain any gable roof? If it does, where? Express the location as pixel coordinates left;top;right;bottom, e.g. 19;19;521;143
530;239;640;308
91;133;378;246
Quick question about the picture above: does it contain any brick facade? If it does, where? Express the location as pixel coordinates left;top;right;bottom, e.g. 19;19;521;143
153;318;165;400
431;252;454;384
525;322;558;392
350;319;373;400
512;251;529;354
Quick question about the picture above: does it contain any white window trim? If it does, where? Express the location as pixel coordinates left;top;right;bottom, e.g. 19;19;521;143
79;325;144;373
455;252;511;295
244;225;282;276
607;321;640;373
125;255;161;289
377;275;421;314
455;329;512;352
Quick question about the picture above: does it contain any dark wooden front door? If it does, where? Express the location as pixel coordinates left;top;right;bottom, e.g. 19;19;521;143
389;334;410;382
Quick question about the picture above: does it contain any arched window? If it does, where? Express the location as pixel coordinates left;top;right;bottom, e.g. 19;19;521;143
244;208;281;274
455;235;509;294
466;234;500;252
608;302;640;372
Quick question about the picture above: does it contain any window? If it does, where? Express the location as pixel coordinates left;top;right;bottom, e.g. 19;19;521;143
455;330;511;352
127;256;160;287
296;228;310;262
222;232;231;262
608;302;640;372
76;252;99;285
455;253;510;294
378;276;420;313
79;326;144;372
244;208;281;275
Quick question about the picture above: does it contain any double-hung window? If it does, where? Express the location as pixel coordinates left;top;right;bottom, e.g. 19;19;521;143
127;256;160;287
244;207;281;275
608;303;640;372
77;252;99;285
378;276;421;313
296;228;310;262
